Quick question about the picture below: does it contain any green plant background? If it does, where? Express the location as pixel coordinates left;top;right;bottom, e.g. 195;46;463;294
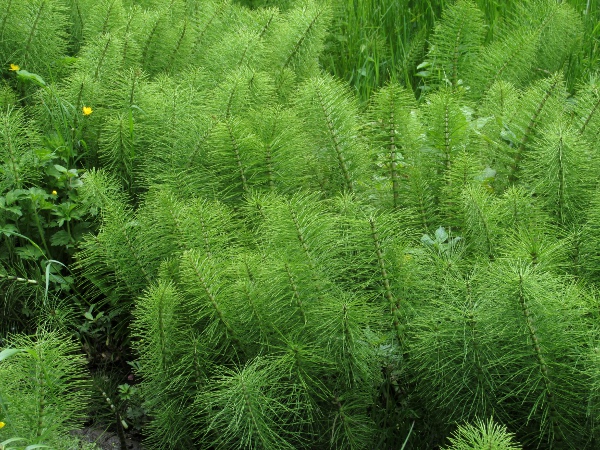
1;0;600;449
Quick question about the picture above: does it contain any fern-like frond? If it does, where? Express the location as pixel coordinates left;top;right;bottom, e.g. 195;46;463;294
366;83;420;209
244;105;313;194
98;111;137;189
130;3;194;75
0;107;40;192
75;33;125;85
141;397;198;450
197;357;303;449
0;330;90;446
100;68;148;112
133;280;186;380
79;0;127;42
440;151;486;229
468;28;539;98
0;0;69;79
295;74;368;195
461;184;500;259
177;249;245;356
422;89;472;176
493;73;566;185
132;278;208;449
481;261;590;448
136;188;241;264
309;291;381;389
495;186;547;233
76;170;151;302
571;75;600;146
205;67;276;119
418;89;474;223
467;0;581;97
135;73;217;195
442;417;521;450
254;191;337;279
204;116;267;202
325;391;377;450
189;0;237;66
266;0;331;85
200;7;279;79
522;119;595;225
514;0;582;76
497;226;569;274
408;267;501;425
425;0;486;88
577;188;600;284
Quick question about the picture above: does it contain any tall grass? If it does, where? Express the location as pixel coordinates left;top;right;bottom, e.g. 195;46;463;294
322;0;432;100
238;0;600;101
324;0;525;100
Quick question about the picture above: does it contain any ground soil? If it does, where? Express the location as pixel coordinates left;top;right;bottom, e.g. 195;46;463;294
71;426;144;450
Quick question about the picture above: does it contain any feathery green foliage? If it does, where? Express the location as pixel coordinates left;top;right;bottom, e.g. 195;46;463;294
0;0;69;79
0;331;90;447
3;0;600;448
443;417;521;450
424;0;486;89
0;107;40;192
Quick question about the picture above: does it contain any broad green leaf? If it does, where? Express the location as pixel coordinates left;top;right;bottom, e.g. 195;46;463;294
0;348;25;361
435;226;448;243
50;230;72;246
16;70;47;87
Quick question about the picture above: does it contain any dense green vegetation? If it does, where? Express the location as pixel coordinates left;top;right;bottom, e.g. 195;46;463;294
1;0;600;449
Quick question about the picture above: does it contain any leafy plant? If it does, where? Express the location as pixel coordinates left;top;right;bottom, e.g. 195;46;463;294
2;0;600;449
0;331;90;449
442;417;521;450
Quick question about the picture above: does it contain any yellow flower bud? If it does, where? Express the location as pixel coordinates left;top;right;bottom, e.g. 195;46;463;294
9;64;19;71
51;190;58;196
0;421;5;428
82;106;93;116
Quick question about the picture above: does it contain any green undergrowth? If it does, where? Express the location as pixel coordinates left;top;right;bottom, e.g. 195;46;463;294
1;0;600;449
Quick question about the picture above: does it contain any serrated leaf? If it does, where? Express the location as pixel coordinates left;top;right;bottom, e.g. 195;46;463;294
45;165;63;179
0;224;17;236
50;230;72;246
5;189;27;205
15;245;44;261
4;206;23;216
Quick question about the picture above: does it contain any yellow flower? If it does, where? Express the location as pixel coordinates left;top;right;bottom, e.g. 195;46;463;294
82;106;93;116
0;421;5;428
51;190;57;196
9;64;19;71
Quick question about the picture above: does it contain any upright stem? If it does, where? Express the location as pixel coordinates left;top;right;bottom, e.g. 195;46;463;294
316;87;354;193
517;272;558;432
387;92;400;208
33;207;51;259
369;218;403;343
23;1;46;65
285;263;306;325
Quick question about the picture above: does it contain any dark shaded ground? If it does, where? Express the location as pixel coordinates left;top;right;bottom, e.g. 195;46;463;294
71;427;144;450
